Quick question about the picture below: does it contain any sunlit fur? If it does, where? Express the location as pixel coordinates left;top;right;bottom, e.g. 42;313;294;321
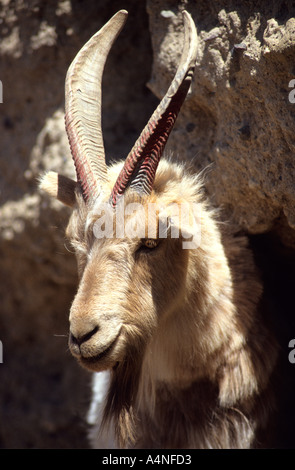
41;158;277;448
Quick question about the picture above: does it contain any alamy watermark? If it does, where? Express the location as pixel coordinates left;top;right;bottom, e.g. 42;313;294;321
288;79;295;103
91;198;202;250
0;340;3;363
288;339;295;364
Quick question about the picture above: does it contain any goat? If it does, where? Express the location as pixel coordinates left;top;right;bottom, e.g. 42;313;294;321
40;10;277;448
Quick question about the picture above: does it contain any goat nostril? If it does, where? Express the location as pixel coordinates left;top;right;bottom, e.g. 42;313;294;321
81;325;99;344
70;332;79;346
70;325;99;347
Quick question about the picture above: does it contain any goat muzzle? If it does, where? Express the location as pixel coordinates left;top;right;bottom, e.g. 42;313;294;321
68;320;123;372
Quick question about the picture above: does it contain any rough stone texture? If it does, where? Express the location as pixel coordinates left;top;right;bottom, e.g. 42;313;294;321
0;0;295;449
147;0;295;246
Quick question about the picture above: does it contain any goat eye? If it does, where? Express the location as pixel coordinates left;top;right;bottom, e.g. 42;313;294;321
142;238;159;249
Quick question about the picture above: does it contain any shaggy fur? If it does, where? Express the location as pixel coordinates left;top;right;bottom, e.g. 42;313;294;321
40;158;277;448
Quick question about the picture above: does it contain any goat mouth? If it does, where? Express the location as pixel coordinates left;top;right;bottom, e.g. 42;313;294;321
80;331;121;366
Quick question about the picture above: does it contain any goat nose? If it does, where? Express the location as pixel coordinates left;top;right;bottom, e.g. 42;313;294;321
70;325;99;346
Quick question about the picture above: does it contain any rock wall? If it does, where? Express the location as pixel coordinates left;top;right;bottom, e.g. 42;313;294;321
147;0;295;246
0;0;295;448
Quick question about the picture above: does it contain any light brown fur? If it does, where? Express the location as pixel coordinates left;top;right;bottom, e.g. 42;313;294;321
40;158;277;448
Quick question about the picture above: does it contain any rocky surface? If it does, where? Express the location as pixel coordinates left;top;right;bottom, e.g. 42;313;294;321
148;0;295;246
0;0;295;448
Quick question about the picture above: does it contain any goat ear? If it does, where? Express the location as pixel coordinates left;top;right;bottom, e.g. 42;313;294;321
177;212;202;250
39;171;77;207
159;203;201;250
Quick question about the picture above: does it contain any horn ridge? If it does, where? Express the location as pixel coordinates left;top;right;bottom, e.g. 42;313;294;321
65;10;128;203
110;11;198;207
